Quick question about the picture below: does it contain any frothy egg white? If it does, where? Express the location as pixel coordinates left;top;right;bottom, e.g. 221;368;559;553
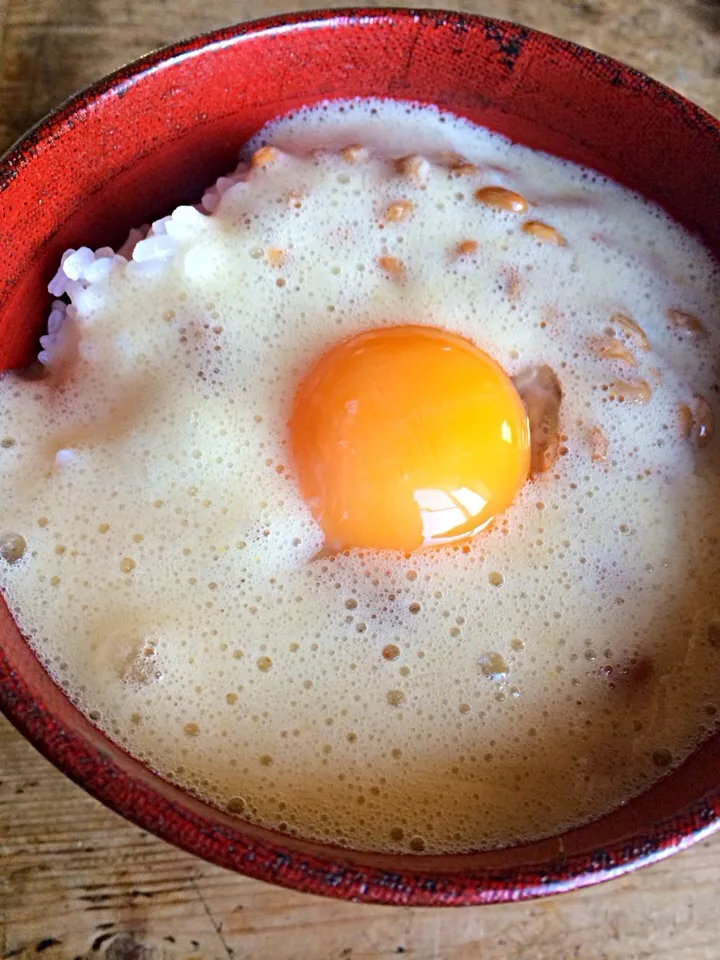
1;99;720;854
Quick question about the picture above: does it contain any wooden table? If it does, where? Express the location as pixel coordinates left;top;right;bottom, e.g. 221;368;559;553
1;2;719;957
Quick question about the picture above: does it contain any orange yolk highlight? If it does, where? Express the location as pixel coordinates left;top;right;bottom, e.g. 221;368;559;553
289;325;531;553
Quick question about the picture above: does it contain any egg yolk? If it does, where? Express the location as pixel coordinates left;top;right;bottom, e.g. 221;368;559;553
289;325;530;553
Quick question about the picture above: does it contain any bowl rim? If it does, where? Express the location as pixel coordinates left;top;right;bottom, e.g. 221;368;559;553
2;5;720;906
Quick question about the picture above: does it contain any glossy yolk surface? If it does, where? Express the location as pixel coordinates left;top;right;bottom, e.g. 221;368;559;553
289;325;531;552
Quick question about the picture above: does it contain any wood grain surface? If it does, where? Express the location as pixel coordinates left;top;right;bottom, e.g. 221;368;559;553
1;2;720;958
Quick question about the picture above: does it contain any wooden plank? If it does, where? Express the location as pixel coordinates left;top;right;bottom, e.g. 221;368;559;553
2;1;720;958
0;23;168;152
3;714;720;959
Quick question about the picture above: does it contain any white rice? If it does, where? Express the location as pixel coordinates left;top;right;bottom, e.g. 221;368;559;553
40;158;250;368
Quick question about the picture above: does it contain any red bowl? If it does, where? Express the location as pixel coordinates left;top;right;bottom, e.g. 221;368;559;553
2;8;720;906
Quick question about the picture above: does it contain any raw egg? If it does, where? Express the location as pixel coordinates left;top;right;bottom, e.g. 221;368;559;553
289;325;531;552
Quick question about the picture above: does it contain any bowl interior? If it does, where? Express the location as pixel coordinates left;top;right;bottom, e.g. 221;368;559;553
1;8;720;904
